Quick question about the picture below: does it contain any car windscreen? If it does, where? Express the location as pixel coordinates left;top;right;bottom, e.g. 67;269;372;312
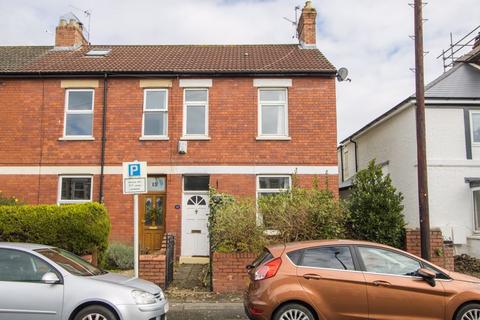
35;248;105;276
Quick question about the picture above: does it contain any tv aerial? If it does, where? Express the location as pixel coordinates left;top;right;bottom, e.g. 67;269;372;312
283;5;301;39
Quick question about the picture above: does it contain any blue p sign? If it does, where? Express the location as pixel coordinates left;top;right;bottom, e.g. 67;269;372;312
128;163;141;177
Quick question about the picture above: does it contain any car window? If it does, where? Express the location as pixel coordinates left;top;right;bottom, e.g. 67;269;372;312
358;246;421;276
36;248;105;276
251;249;273;268
286;250;302;265
299;246;355;270
0;248;54;282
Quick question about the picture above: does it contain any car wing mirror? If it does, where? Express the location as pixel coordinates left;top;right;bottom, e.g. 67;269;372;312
416;268;436;287
41;272;60;284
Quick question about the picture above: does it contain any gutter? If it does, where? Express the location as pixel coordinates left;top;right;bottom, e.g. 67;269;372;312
0;70;337;78
98;73;108;203
339;145;344;182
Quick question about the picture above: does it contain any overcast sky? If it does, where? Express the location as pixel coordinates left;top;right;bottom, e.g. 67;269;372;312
0;0;478;141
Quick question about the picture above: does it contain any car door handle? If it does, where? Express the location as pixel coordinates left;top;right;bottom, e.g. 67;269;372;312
372;280;392;287
303;273;322;280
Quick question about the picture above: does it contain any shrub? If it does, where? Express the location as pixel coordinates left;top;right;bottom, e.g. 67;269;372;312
209;193;266;253
0;191;20;206
347;160;406;248
258;184;346;243
0;203;110;259
105;242;134;270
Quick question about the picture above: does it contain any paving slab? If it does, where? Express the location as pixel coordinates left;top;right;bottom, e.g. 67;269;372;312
168;302;248;320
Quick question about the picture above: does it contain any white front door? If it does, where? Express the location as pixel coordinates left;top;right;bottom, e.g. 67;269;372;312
181;192;210;256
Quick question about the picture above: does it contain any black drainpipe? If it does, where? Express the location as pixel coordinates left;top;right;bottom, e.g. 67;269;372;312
99;73;108;203
350;138;358;173
339;145;344;183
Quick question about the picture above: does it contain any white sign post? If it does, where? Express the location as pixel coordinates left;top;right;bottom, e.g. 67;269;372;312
122;161;147;278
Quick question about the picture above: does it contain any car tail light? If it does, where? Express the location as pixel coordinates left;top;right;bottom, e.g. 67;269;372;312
254;257;282;280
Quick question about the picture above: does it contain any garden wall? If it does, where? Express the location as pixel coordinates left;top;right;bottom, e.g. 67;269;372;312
212;252;257;293
405;228;454;270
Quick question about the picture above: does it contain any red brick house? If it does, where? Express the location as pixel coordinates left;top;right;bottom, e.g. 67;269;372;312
0;1;338;259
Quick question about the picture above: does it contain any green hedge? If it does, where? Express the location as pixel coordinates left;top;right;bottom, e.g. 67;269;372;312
0;203;111;258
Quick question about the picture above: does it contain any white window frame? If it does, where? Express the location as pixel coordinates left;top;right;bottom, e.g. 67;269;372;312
63;89;95;139
57;175;93;204
182;88;209;140
141;89;169;139
473;187;480;232
256;175;292;227
470;110;480;147
257;88;289;139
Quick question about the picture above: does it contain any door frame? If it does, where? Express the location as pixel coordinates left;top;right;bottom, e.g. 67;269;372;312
181;174;210;257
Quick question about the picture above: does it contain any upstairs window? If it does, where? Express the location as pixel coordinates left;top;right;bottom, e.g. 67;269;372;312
257;175;291;228
58;176;92;204
258;89;288;137
183;89;208;137
64;89;94;137
471;111;480;145
142;89;168;137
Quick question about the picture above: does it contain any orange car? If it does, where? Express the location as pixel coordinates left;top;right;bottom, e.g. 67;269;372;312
244;240;480;320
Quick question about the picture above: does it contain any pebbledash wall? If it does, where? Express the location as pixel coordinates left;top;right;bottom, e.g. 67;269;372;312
0;76;338;257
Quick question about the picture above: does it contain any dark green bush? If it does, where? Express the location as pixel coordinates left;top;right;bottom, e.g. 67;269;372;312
0;203;110;258
105;242;134;270
347;160;406;248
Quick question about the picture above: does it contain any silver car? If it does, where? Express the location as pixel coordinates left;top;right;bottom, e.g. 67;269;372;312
0;242;169;320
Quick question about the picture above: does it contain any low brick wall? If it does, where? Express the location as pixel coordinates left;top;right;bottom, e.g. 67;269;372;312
405;229;454;270
212;252;257;293
139;254;166;287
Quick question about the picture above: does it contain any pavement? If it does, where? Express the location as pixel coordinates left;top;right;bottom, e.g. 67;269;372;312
168;302;248;320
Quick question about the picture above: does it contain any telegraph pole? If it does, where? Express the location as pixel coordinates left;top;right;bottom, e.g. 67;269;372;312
414;0;431;260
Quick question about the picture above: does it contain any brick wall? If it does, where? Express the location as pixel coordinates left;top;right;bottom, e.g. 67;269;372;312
0;75;337;251
212;252;257;293
139;254;166;287
405;229;454;270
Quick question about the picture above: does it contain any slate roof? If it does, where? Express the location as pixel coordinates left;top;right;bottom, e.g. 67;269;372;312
0;44;336;75
422;63;480;99
0;46;52;72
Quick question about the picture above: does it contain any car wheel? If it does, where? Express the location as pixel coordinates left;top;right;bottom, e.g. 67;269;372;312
73;305;117;320
273;303;315;320
456;303;480;320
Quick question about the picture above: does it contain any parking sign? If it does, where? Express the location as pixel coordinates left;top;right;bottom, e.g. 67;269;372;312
122;161;147;194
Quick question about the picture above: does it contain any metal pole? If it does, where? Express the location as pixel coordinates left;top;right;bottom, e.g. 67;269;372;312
134;194;139;277
414;0;431;260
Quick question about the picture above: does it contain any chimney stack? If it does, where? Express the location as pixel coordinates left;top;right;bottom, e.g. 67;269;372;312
55;17;88;48
297;1;317;48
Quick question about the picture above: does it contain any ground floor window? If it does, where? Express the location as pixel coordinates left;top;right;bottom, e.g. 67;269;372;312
58;176;92;204
474;189;480;231
256;175;291;227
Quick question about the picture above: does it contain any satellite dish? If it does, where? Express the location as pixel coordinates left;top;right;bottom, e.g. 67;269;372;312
337;67;350;82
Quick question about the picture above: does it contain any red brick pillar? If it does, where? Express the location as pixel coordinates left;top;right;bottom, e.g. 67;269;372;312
405;228;454;270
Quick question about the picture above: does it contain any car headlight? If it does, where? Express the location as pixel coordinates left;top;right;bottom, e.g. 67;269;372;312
158;290;165;300
131;290;156;305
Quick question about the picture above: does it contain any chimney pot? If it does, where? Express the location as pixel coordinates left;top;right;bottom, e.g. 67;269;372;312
297;1;317;48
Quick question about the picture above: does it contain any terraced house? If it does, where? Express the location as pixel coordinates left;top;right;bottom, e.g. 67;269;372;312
0;1;338;260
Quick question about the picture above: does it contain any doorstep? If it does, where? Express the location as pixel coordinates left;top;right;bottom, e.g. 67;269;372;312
179;256;209;264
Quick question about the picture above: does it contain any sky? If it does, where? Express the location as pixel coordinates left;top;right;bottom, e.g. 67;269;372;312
0;0;478;141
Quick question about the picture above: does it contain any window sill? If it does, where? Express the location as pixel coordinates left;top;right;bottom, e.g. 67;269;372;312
180;136;211;141
139;136;169;141
58;200;92;205
58;137;95;141
256;136;291;141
